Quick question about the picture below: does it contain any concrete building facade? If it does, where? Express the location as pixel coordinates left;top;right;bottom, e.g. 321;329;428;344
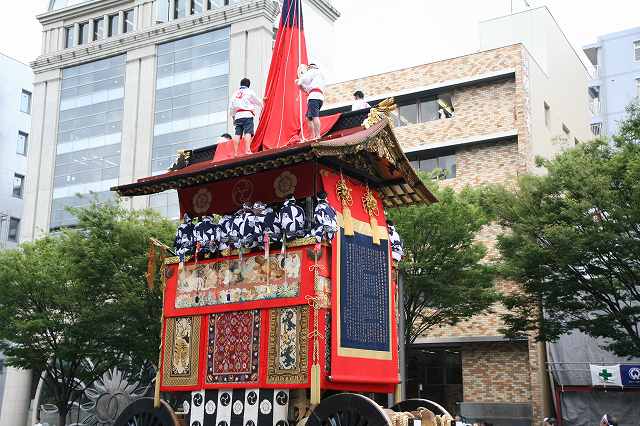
0;53;34;426
324;7;590;425
23;0;339;240
583;26;640;138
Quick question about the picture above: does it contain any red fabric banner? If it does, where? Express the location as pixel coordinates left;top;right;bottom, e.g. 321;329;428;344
178;163;315;216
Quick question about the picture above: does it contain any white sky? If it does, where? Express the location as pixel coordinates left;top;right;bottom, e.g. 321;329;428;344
1;0;639;83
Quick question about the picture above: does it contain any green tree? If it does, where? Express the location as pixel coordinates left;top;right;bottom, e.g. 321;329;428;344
0;202;175;424
486;103;640;357
388;184;497;344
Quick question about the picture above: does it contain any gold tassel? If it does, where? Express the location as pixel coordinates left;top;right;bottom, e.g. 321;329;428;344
362;185;381;245
394;383;402;404
336;173;354;236
154;370;161;408
146;242;156;289
310;364;321;405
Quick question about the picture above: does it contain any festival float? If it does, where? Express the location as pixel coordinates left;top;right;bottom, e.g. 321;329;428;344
112;1;450;425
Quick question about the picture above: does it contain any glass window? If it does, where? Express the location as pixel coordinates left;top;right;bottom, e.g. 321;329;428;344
174;0;188;18
151;28;229;218
123;9;135;33
419;99;439;122
108;14;119;37
636;78;640;97
396;103;418;127
13;174;25;198
93;18;104;40
8;218;20;242
634;40;640;62
192;0;204;14
408;151;457;180
20;90;32;114
17;131;28;155
208;0;229;7
65;26;74;48
78;22;88;45
52;55;125;230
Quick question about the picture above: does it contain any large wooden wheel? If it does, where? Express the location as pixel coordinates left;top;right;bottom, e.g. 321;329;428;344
390;399;451;417
306;393;391;426
114;397;180;426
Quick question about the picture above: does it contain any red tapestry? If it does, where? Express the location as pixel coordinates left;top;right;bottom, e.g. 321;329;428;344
206;310;261;384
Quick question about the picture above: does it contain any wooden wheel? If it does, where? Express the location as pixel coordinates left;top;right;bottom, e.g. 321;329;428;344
306;393;391;426
114;397;180;426
390;399;451;417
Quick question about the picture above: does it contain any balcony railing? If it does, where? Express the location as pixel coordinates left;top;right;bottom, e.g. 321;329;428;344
591;123;602;137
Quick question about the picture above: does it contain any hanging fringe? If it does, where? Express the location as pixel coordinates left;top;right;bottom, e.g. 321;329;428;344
394;383;402;404
307;260;327;406
146;241;156;289
154;370;161;408
310;364;321;405
336;173;354;236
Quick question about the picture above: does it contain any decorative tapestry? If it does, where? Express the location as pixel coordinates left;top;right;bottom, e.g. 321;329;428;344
161;316;201;388
266;305;309;385
176;252;302;309
206;310;261;384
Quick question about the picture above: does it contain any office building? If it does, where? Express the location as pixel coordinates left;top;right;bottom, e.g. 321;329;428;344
0;52;33;426
23;0;339;240
583;26;640;138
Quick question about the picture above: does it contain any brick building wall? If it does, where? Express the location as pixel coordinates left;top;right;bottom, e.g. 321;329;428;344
326;44;545;423
463;342;532;403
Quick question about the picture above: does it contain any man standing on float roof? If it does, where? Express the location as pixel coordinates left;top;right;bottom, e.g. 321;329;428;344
229;77;263;156
296;63;325;140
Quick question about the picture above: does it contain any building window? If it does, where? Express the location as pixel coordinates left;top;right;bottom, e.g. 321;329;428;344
407;150;457;180
636;78;640;98
208;0;230;7
544;101;550;128
20;90;32;114
407;346;462;415
591;122;602;137
108;14;119;37
634;40;640;62
191;0;204;14
17;131;28;155
13;174;25;198
78;22;89;45
93;17;104;40
152;27;230;218
174;0;188;18
64;26;74;48
394;95;454;127
53;55;126;230
8;218;20;242
123;9;135;33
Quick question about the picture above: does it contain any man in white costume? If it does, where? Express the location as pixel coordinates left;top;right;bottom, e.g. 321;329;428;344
229;77;263;156
295;63;325;140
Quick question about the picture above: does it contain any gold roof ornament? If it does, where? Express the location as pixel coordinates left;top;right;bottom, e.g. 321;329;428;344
169;149;193;171
363;97;397;129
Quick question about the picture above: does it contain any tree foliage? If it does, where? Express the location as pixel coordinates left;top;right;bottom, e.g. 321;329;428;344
388;184;497;344
0;202;175;423
485;102;640;357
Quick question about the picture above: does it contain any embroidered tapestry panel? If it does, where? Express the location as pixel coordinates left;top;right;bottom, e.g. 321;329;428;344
162;316;201;388
266;305;309;385
206;310;261;384
176;252;302;309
